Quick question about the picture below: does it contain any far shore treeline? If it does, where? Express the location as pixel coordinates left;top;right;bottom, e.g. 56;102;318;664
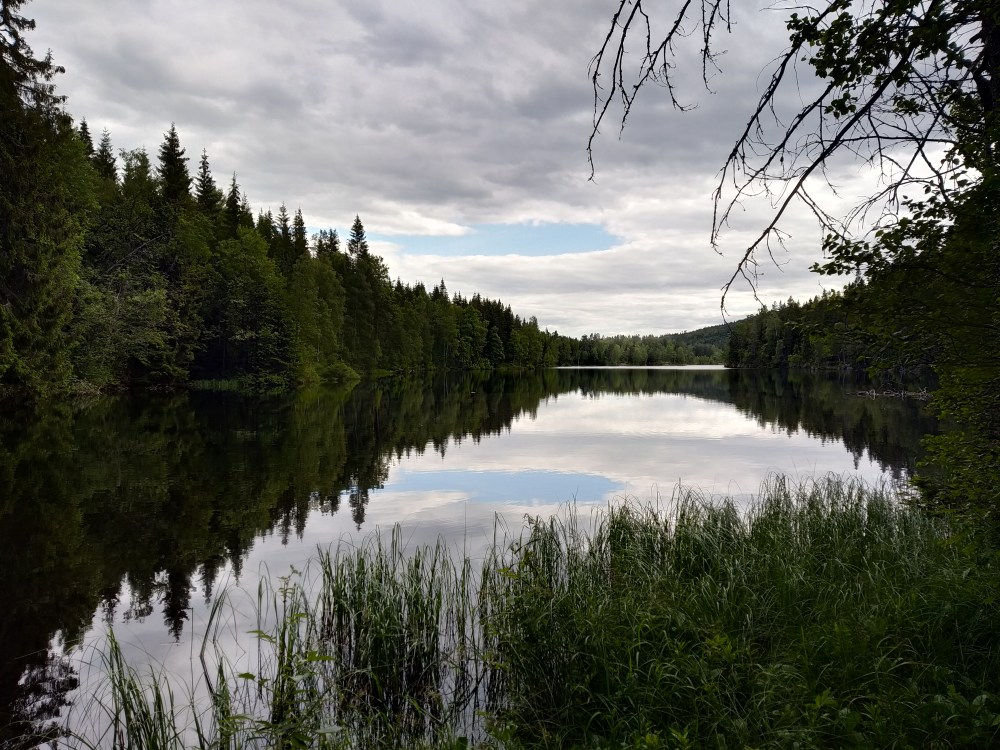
2;98;725;392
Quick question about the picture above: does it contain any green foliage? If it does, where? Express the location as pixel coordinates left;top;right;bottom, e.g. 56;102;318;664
53;477;1000;750
806;161;1000;515
563;326;728;367
0;2;667;392
725;290;882;373
156;123;191;210
0;368;954;747
92;129;116;181
0;3;93;396
287;256;347;385
212;227;293;387
194;148;222;218
347;214;369;257
482;478;1000;749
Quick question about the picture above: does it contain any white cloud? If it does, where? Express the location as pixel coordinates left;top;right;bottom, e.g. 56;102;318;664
29;0;854;334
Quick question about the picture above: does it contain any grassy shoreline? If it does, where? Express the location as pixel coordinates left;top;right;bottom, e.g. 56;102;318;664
55;477;999;749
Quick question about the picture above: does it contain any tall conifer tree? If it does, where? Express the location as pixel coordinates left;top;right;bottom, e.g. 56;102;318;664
194;148;222;215
93;129;117;183
222;173;243;240
77;117;93;156
157;123;191;208
292;208;308;262
0;0;91;393
347;215;369;257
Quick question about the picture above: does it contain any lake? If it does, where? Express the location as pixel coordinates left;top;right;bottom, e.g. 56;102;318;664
0;366;938;745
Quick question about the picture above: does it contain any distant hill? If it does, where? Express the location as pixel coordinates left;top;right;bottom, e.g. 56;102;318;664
666;323;734;358
559;321;741;366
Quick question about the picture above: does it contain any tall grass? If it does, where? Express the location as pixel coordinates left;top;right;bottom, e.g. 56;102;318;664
481;476;1000;748
57;477;999;749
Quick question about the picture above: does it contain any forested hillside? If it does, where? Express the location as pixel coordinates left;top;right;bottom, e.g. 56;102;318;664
1;1;732;395
559;325;728;365
4;106;569;392
725;286;895;373
726;267;997;510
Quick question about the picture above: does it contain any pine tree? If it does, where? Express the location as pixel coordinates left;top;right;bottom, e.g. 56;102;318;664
157;123;191;208
194;148;222;215
92;128;117;183
347;215;369;257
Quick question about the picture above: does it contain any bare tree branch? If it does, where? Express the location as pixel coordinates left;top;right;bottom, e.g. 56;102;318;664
589;0;996;310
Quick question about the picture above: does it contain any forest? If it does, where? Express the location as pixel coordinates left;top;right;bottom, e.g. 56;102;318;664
3;0;995;509
0;13;724;397
4;1;1000;747
2;107;570;391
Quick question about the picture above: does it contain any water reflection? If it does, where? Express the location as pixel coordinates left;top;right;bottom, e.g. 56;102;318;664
0;368;937;746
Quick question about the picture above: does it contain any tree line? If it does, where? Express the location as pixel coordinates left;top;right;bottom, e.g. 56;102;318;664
724;256;997;511
560;324;728;366
0;2;537;394
5;104;572;392
0;0;728;396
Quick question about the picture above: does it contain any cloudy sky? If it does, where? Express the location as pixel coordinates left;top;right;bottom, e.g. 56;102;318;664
29;0;864;336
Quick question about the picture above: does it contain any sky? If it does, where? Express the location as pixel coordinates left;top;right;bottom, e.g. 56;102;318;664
27;0;871;336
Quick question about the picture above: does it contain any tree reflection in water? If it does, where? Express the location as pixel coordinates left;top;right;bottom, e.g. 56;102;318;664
0;368;937;746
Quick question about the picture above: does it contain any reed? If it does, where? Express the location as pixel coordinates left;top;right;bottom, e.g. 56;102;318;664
57;477;999;749
481;476;1000;748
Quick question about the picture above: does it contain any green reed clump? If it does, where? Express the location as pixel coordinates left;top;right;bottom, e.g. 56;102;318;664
480;476;1000;748
64;528;481;750
61;477;999;749
313;527;483;746
70;631;188;749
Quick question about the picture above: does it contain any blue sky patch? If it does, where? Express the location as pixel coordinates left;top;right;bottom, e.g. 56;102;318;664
385;468;619;504
371;222;619;257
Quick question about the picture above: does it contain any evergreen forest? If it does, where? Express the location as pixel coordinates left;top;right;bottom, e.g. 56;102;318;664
0;4;726;399
4;0;1000;746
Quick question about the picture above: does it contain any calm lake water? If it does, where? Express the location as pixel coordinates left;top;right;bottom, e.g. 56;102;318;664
0;367;938;744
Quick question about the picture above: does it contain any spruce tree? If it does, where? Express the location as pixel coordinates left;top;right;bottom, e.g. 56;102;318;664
93;128;117;183
222;174;242;240
315;228;341;261
292;208;308;262
121;148;158;206
77;117;93;156
0;0;91;393
347;215;369;257
194;148;222;215
270;203;296;275
257;210;275;242
238;195;254;229
157;123;191;208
